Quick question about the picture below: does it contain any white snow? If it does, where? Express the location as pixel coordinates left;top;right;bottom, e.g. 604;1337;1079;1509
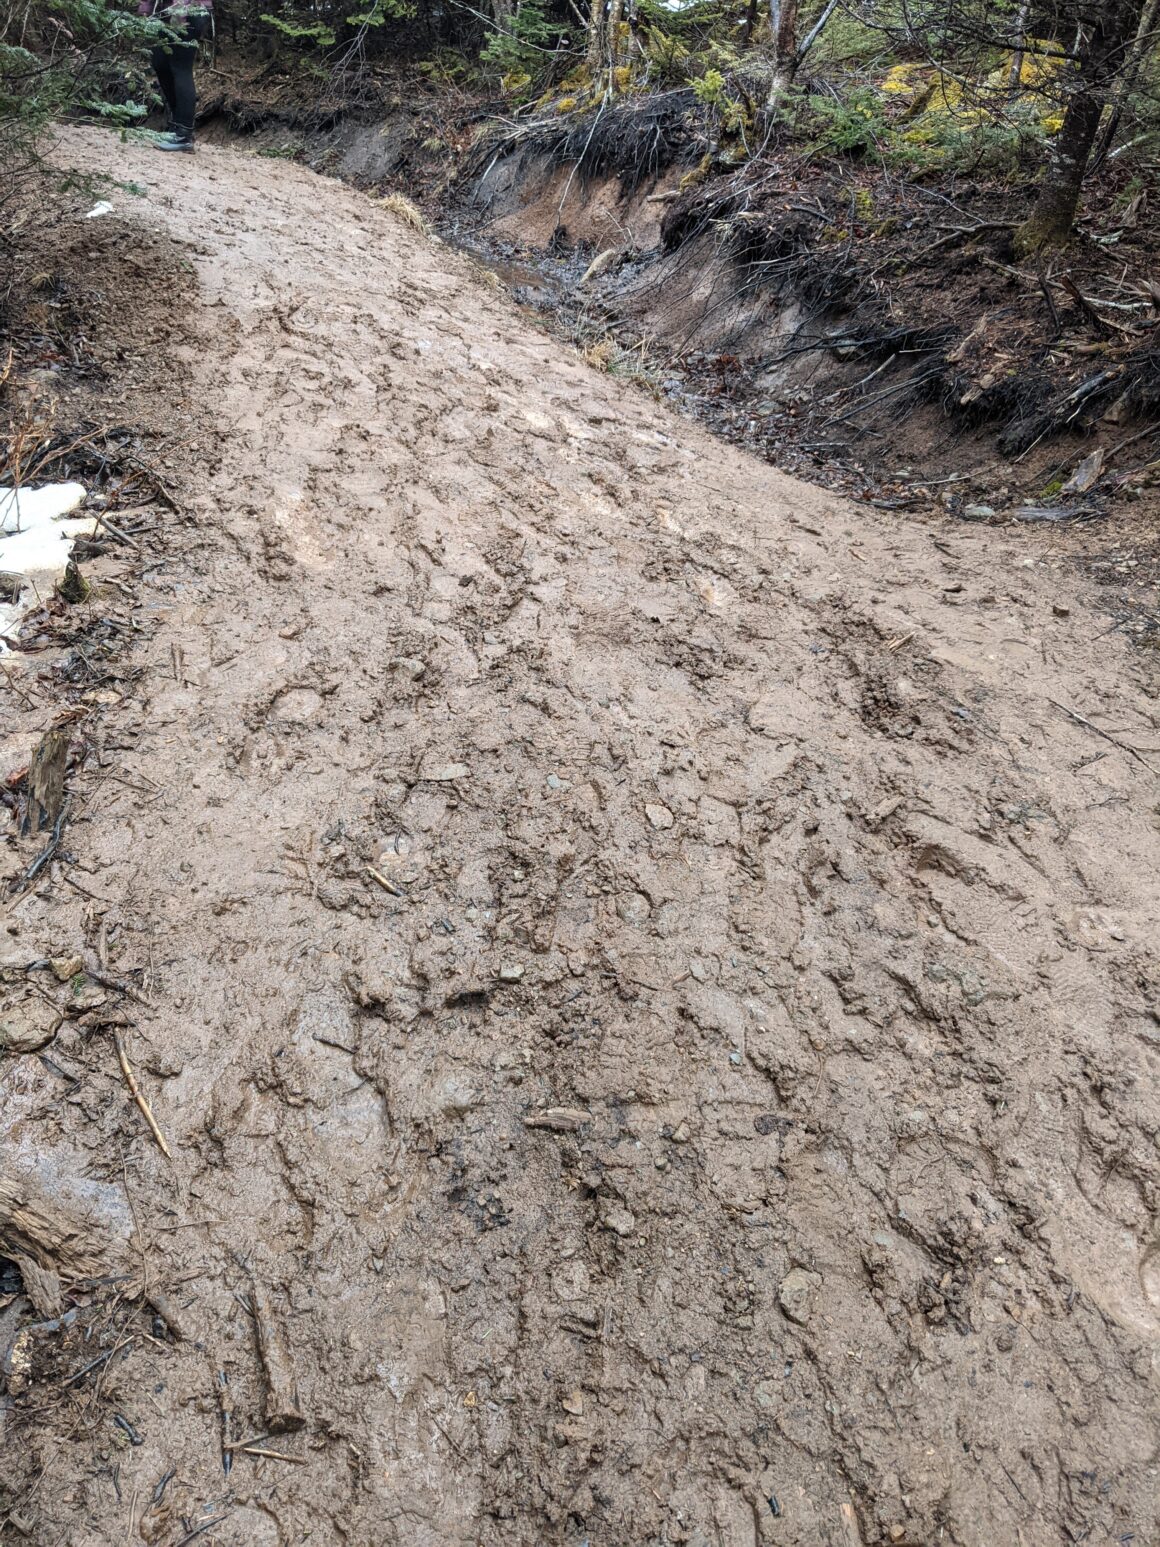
0;483;95;651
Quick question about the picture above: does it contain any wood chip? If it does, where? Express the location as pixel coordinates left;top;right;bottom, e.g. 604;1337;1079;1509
524;1108;591;1133
251;1283;306;1431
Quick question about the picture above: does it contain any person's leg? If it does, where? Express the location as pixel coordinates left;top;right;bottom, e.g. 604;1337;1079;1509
168;39;198;140
156;15;209;150
150;43;178;126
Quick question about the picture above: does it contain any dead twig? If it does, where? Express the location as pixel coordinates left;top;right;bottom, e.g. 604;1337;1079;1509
1059;274;1134;338
916;219;1016;261
1047;698;1151;766
91;509;142;552
365;864;403;897
241;1446;307;1463
113;1032;172;1158
170;1516;229;1547
85;960;154;1007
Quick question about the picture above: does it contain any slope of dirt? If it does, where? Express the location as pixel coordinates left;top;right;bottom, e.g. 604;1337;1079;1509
2;126;1159;1547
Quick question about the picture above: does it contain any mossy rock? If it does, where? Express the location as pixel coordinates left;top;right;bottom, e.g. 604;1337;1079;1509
678;154;712;192
57;559;89;605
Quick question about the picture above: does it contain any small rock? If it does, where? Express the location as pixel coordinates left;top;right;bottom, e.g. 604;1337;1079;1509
1052;603;1070;618
645;802;674;830
498;963;525;984
70;977;107;1012
50;956;83;983
0;998;61;1054
960;504;996;522
729;1050;742;1066
671;1120;691;1143
561;1389;584;1416
144;1050;185;1079
778;1267;822;1326
422;761;469;782
601;1201;636;1238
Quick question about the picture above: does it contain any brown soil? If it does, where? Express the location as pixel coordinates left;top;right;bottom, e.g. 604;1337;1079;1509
2;126;1159;1547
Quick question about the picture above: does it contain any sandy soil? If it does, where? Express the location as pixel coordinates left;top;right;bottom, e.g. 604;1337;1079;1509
2;126;1159;1547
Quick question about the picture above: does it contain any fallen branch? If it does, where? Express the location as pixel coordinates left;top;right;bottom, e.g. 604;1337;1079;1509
916;220;1017;262
1048;698;1151;766
91;509;142;551
113;1032;172;1158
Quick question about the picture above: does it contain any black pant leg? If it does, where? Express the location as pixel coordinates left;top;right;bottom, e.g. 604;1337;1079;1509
168;40;198;135
150;44;178;120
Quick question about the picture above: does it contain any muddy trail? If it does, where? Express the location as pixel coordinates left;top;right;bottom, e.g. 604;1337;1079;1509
2;127;1159;1547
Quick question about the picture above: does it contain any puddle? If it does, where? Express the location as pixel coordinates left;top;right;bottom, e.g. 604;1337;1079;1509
453;235;566;305
0;483;95;651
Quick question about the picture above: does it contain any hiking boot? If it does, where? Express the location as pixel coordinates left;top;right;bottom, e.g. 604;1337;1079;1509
156;130;194;153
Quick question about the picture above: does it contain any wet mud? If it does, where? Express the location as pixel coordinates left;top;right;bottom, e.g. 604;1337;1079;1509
1;129;1158;1547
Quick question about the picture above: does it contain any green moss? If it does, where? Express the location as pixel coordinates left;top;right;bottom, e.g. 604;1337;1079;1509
678;153;712;191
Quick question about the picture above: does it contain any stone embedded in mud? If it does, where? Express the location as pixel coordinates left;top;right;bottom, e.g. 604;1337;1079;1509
601;1201;636;1238
498;963;525;983
421;760;470;782
778;1267;823;1326
69;977;107;1012
645;802;674;830
0;996;62;1054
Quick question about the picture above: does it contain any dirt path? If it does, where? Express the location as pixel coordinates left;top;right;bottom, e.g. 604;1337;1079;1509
2;127;1159;1547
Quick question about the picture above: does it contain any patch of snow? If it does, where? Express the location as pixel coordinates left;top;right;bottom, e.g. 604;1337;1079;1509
0;483;95;652
84;201;114;219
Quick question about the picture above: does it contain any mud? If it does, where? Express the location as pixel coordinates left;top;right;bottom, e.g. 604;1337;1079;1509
1;128;1159;1547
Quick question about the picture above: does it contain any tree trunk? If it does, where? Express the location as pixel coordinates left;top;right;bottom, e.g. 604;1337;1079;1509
1015;0;1144;253
1092;0;1160;165
1015;91;1104;251
741;0;759;49
765;0;798;108
608;0;624;67
586;0;605;79
1007;0;1030;92
773;0;798;64
766;0;838;109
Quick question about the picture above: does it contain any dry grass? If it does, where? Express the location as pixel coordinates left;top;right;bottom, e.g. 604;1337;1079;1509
379;192;432;237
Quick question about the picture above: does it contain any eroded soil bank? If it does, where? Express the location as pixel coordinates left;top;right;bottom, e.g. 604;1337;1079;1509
1;128;1159;1547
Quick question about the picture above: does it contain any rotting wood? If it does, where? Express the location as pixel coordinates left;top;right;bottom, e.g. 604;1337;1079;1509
0;1174;128;1281
22;725;70;834
524;1107;592;1132
251;1283;306;1431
